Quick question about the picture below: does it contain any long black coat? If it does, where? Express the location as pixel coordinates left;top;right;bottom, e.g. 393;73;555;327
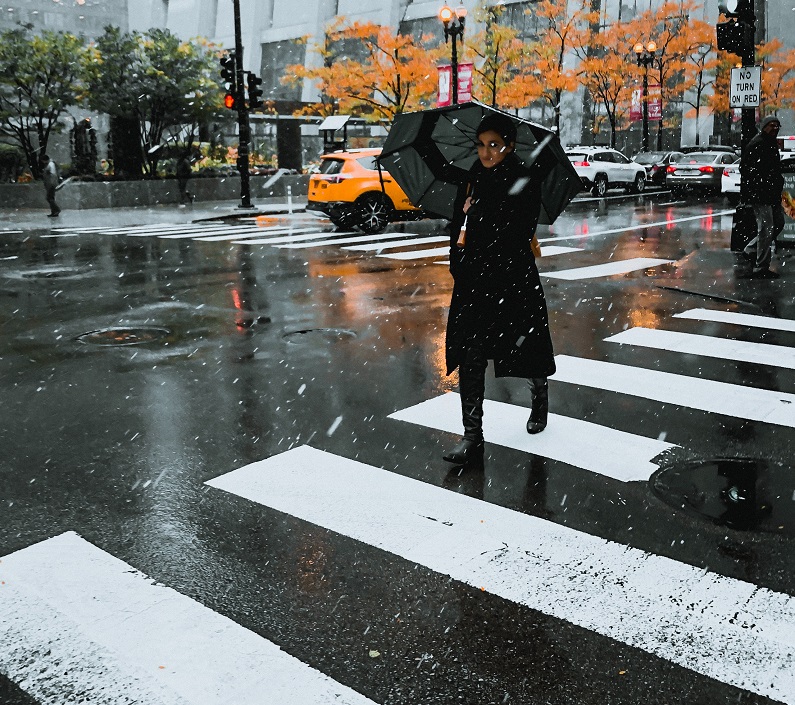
741;131;783;205
445;153;555;379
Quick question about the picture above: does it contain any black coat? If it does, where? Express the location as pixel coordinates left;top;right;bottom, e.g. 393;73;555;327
445;153;556;379
741;131;783;205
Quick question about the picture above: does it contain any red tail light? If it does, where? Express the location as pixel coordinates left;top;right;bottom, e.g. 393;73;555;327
573;161;589;167
698;165;715;173
666;165;677;173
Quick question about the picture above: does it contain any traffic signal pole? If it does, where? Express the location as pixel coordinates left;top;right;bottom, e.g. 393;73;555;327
232;0;253;209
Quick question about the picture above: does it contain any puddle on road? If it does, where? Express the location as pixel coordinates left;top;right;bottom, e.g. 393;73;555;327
651;457;794;535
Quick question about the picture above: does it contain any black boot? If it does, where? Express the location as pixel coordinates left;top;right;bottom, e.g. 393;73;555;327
443;345;486;464
526;377;548;434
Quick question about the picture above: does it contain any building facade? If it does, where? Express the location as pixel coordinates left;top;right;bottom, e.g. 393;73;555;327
0;0;128;37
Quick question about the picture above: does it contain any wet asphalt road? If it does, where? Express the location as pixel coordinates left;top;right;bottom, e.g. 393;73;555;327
1;191;793;705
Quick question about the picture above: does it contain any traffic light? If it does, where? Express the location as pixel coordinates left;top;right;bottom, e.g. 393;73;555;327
716;0;755;59
246;72;264;110
224;92;236;110
220;53;236;90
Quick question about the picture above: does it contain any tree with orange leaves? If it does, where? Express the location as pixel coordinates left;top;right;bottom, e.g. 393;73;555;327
465;1;533;110
283;19;441;122
526;0;594;134
757;39;795;117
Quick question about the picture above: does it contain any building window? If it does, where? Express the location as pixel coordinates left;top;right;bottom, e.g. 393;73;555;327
261;40;306;101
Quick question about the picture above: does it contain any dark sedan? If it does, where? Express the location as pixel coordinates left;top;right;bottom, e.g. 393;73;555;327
632;151;684;187
666;151;739;196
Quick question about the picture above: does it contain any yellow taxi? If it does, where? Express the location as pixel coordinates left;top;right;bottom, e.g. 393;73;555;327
307;148;421;234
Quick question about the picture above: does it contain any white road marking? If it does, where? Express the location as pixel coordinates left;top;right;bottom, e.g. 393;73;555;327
606;327;795;370
207;445;795;704
539;211;735;243
342;235;448;251
674;307;795;333
0;532;377;705
232;230;357;245
275;232;423;249
533;245;582;256
554;354;795;427
377;246;450;260
542;257;674;280
388;392;673;481
198;227;321;242
158;226;272;240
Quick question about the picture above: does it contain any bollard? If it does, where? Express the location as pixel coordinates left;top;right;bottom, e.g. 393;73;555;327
287;185;293;214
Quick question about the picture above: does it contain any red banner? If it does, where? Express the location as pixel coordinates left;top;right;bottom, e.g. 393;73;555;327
630;85;662;122
438;63;473;107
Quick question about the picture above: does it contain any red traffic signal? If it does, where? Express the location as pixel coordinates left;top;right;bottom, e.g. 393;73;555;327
224;93;236;110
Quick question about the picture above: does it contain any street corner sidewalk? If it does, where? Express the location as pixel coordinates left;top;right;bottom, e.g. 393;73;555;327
1;197;309;231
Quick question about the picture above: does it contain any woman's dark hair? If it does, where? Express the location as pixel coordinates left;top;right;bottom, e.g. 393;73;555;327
476;114;517;146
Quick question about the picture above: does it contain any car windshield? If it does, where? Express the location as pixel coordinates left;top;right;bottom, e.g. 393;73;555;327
678;153;721;164
633;152;666;164
318;159;344;175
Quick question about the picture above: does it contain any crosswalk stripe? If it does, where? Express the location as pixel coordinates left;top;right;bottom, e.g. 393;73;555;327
232;230;358;245
538;211;735;243
542;257;674;280
388;392;674;481
674;307;795;333
342;235;448;251
158;226;273;240
206;445;795;704
197;227;322;242
554;354;795;427
606;327;795;370
433;244;581;267
274;232;424;250
377;246;450;260
0;532;378;705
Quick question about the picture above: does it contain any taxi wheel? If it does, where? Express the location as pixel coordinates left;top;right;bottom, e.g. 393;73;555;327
357;194;391;234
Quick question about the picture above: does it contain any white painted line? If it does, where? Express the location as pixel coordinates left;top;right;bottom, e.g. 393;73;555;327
275;232;422;249
389;392;673;481
199;227;321;242
158;226;269;240
207;445;795;704
539;211;735;243
535;245;582;257
542;257;673;280
554;355;795;428
106;223;226;236
674;308;795;333
606;327;795;370
52;226;110;233
342;236;448;252
377;246;450;260
0;532;377;705
232;230;356;245
41;233;79;238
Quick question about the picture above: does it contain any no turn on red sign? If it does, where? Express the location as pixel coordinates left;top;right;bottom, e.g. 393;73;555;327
730;66;762;108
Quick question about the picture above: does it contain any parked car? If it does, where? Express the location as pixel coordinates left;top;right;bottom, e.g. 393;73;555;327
565;146;648;197
666;151;739;196
681;144;738;155
632;150;684;187
307;148;421;233
721;160;741;205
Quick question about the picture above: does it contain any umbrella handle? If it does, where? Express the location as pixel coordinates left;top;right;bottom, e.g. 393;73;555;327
457;215;468;246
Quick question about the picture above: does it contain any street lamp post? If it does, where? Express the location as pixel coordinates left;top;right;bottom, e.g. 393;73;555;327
633;40;657;153
438;3;467;105
232;0;253;209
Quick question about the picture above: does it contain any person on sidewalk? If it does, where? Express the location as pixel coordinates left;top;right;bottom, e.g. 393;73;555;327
176;153;194;206
442;114;556;466
740;116;785;279
39;154;61;217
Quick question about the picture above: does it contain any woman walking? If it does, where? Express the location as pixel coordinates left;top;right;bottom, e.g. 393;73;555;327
443;113;556;465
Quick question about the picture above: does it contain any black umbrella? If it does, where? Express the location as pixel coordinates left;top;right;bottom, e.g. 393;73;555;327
378;100;581;224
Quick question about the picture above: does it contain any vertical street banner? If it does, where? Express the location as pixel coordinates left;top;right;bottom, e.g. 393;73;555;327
781;170;795;242
437;63;474;107
630;86;662;122
437;65;452;107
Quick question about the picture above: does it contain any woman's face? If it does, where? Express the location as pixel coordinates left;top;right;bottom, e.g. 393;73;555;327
476;129;513;168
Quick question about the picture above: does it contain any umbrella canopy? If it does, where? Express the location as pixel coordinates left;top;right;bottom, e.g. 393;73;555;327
378;101;581;224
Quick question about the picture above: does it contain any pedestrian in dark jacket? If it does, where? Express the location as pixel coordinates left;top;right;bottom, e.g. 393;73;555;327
741;115;784;278
176;153;194;205
39;154;61;217
443;114;555;465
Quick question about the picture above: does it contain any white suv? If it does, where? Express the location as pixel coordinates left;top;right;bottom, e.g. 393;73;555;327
565;146;648;197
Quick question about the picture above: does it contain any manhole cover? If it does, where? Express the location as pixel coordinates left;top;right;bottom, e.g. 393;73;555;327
651;457;794;535
282;328;357;343
76;326;171;346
